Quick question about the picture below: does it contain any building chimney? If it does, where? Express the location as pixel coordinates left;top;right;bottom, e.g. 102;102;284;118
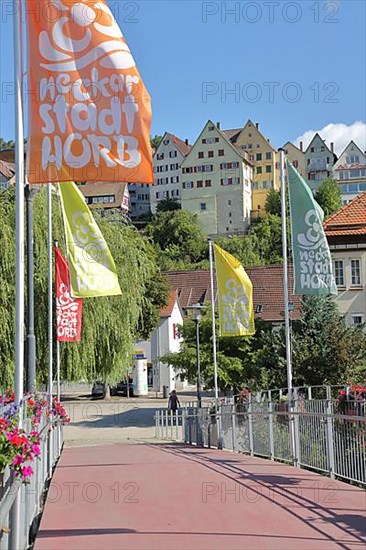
330;142;334;153
300;141;303;152
185;139;189;146
217;122;221;129
256;122;259;129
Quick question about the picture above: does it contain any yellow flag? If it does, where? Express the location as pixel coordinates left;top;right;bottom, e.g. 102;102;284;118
214;244;255;337
58;182;121;298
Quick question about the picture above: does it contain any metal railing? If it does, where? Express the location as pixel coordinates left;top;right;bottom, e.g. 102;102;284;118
0;400;63;550
155;389;366;487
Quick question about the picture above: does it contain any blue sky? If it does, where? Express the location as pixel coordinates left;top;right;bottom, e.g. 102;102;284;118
1;0;365;152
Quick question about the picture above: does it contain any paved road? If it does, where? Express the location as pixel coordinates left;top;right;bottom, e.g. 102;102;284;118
62;398;162;447
35;443;366;550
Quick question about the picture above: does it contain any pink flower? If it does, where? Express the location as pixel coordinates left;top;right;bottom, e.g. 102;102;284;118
31;444;40;456
13;454;24;466
21;466;33;479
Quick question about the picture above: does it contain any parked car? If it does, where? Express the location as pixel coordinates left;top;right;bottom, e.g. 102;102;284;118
91;381;104;399
111;380;134;397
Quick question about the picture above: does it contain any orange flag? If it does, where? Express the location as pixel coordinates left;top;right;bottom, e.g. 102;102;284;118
26;0;153;185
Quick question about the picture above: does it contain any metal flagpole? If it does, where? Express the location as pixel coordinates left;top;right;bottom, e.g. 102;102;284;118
47;184;53;476
10;0;25;547
208;240;219;401
208;240;222;448
54;240;61;401
279;149;296;465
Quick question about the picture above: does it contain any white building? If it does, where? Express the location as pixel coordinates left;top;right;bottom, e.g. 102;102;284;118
150;132;191;214
324;192;366;326
332;141;366;204
150;291;186;393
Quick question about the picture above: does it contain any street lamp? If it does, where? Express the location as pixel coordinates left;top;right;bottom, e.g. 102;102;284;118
186;303;206;407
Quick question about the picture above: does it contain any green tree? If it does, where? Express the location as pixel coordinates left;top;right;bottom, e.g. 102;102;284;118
251;214;286;264
0;137;15;150
0;188;168;390
215;235;263;267
315;178;342;218
146;210;207;269
265;189;281;216
150;135;163;152
291;296;366;386
156;198;181;213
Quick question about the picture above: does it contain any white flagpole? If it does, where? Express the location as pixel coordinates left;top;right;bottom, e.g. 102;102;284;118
279;149;296;464
208;240;219;400
208;240;222;448
10;1;25;547
13;0;25;409
54;240;61;401
47;184;53;476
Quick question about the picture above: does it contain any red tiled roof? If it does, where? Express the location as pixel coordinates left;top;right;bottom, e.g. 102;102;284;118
223;128;242;142
167;133;192;157
324;192;366;237
160;290;178;318
0;160;15;180
164;266;302;322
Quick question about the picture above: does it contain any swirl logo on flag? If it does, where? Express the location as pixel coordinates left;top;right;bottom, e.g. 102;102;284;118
55;247;83;342
26;0;153;185
39;1;136;72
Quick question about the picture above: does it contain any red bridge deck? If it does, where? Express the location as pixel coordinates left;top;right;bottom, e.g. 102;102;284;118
35;443;366;549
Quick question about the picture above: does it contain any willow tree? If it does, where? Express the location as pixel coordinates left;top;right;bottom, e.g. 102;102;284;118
0;187;167;389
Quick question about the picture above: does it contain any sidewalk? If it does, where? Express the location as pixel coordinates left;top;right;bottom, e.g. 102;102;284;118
35;443;366;550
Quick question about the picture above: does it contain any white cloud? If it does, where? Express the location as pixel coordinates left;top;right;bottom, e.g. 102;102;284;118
295;121;366;156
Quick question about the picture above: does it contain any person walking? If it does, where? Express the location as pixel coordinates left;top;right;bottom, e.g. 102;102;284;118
168;390;180;413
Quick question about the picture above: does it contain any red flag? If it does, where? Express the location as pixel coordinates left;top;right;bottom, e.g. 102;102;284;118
55;247;83;342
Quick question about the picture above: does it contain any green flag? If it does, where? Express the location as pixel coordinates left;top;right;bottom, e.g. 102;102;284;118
58;182;122;298
286;161;337;296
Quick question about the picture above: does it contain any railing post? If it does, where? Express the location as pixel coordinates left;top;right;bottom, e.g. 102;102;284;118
268;391;274;460
165;410;168;439
293;395;301;468
155;411;158;438
170;410;173;440
182;409;186;443
248;397;254;456
325;386;335;479
231;403;237;451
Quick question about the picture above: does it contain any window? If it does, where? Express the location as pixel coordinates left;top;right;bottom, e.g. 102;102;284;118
183;181;193;189
208;151;214;158
310;147;314;153
204;164;213;172
163;139;170;145
215;137;219;143
228;200;231;205
197;180;203;188
200;203;207;211
202;139;206;144
206;137;215;144
334;260;344;286
198;152;204;159
157;153;164;160
218;149;224;156
208;126;214;131
351;259;361;285
265;152;271;160
351;315;364;326
155;192;159;199
256;153;262;161
169;150;177;158
221;178;229;186
256;166;262;174
205;180;212;187
266;165;272;173
293;160;299;168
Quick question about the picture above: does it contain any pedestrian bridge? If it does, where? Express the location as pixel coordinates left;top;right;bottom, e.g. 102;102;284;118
2;394;365;549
